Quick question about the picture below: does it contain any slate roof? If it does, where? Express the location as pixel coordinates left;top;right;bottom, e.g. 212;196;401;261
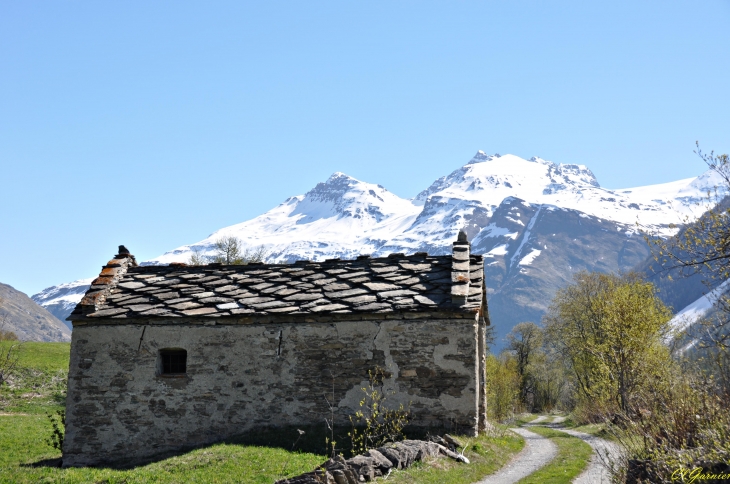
69;240;486;323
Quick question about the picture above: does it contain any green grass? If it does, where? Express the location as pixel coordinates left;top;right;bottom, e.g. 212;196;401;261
0;413;325;483
513;413;541;426
386;431;524;484
558;416;576;427
516;426;593;484
0;415;525;484
547;413;568;424
10;342;70;371
560;414;616;441
571;423;615;441
0;342;526;483
0;342;70;415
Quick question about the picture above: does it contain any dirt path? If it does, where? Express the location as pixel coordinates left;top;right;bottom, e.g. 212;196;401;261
552;428;620;484
474;427;558;484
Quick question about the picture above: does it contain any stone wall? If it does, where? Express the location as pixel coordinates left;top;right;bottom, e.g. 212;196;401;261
63;315;480;467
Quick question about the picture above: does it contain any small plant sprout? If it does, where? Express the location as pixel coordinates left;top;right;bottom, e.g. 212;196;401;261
324;370;337;458
279;429;306;479
46;410;65;452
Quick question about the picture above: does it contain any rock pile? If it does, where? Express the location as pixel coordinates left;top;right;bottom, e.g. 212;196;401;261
276;438;469;483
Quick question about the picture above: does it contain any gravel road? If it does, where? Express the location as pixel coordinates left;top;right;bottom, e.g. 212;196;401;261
553;428;621;484
474;427;558;484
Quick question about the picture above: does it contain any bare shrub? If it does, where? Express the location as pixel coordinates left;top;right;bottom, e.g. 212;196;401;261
187;237;268;266
0;300;23;386
603;364;730;483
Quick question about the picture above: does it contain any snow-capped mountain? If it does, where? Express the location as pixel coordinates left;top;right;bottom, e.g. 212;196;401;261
31;278;94;331
149;152;722;266
35;151;726;347
668;280;730;333
152;172;422;264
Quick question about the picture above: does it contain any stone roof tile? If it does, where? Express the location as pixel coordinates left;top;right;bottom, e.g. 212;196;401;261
69;234;487;323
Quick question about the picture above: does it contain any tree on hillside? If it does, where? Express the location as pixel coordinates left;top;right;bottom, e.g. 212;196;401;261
187;237;268;266
505;322;543;408
544;272;673;416
187;247;208;266
527;346;573;412
485;353;521;422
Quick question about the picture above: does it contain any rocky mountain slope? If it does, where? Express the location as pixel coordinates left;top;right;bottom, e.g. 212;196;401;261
33;152;725;348
0;282;71;342
472;197;653;343
632;195;730;354
31;278;94;332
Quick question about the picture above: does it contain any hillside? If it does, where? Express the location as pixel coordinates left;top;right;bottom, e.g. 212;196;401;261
636;195;730;312
475;198;652;343
634;195;730;353
0;283;71;342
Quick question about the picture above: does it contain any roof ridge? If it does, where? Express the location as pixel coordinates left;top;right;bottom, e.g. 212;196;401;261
68;236;487;323
68;246;138;320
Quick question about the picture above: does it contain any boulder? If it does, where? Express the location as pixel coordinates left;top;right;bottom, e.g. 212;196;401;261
444;434;464;448
363;449;393;474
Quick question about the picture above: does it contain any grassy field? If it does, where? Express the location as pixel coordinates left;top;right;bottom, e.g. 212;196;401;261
0;413;326;484
0;342;524;483
0;341;70;415
516;425;593;484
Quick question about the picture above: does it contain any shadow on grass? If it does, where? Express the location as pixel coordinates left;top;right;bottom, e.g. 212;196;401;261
24;424;454;470
21;457;62;468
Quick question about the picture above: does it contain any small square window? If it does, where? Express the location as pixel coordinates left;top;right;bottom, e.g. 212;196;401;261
159;349;187;375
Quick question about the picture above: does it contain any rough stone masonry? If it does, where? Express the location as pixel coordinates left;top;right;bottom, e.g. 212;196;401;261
63;232;490;467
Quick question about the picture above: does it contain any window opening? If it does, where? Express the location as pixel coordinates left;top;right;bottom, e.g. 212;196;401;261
159;349;187;375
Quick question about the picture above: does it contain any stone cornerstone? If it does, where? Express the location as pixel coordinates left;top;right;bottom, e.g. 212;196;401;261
63;233;490;467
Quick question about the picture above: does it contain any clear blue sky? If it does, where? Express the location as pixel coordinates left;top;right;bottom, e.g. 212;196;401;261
2;1;729;296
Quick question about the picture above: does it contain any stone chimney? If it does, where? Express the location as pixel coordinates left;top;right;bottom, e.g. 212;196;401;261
451;231;470;306
115;245;138;265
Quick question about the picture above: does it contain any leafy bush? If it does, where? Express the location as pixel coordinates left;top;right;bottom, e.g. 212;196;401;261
485;353;521;422
348;367;410;455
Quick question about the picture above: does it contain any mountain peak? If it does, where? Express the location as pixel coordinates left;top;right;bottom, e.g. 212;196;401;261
327;171;354;181
467;151;500;165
